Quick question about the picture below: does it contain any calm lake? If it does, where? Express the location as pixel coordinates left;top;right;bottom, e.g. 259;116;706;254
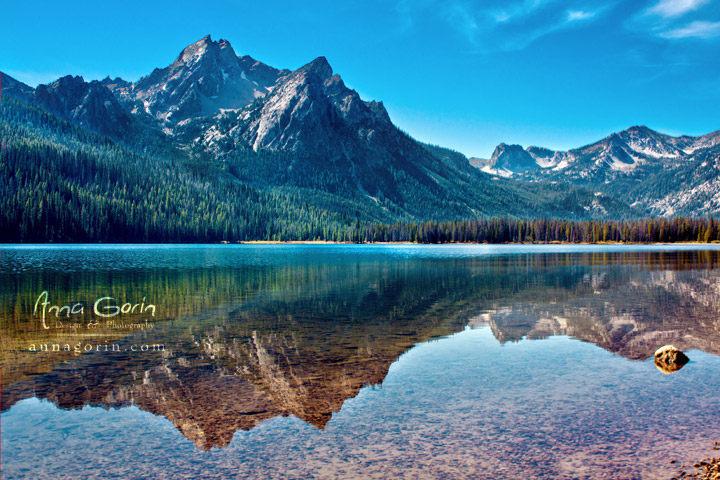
2;244;720;479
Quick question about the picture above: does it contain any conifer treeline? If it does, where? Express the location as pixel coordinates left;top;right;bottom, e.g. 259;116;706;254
354;216;720;244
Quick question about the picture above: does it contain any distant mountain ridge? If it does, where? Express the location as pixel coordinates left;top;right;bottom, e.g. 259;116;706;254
475;126;720;216
479;126;720;177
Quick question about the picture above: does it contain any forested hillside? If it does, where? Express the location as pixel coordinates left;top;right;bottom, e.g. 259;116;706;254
0;97;354;242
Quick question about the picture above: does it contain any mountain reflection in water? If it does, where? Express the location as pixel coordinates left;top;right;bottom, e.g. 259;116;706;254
2;245;720;453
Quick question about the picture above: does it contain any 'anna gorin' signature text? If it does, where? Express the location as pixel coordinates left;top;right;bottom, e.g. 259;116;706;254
33;291;156;330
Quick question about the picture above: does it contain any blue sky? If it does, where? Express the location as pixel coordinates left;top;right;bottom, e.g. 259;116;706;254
2;0;719;157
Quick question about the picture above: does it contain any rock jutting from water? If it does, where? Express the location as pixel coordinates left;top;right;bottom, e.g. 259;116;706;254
654;345;690;374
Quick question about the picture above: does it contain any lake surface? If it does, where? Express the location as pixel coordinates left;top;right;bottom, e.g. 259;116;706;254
2;244;720;479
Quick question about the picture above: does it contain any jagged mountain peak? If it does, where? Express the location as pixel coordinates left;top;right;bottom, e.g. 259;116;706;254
0;72;138;139
491;143;523;156
612;125;686;159
172;35;236;67
487;143;538;174
100;76;131;88
476;124;716;180
526;146;555;157
625;124;652;134
213;54;394;154
36;75;119;103
127;35;284;123
30;74;133;137
296;56;333;80
50;74;83;85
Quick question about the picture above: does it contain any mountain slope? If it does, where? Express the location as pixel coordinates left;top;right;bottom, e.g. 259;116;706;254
0;96;360;242
480;143;538;177
481;126;720;179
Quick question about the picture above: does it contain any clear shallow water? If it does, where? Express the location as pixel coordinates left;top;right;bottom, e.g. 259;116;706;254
2;244;720;479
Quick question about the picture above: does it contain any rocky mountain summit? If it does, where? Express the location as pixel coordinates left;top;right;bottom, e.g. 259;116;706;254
479;143;539;177
108;35;288;124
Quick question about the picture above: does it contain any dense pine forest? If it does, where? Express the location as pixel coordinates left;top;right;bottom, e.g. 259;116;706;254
0;97;356;242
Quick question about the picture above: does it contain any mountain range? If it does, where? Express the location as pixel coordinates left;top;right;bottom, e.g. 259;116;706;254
474;125;720;216
1;35;719;241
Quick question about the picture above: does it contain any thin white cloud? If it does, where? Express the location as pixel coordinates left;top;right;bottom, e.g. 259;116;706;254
446;2;481;45
646;0;710;18
391;0;609;53
660;20;720;37
491;0;556;25
567;10;596;21
631;0;719;41
438;0;606;52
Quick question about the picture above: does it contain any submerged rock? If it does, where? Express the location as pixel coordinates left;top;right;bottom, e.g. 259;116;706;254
654;345;689;374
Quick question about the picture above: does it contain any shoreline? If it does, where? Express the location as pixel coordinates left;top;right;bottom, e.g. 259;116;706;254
238;240;720;245
4;241;720;246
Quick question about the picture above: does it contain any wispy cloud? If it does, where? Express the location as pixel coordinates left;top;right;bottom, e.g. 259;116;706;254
567;9;596;21
432;0;607;52
660;20;720;37
447;2;481;45
630;0;719;41
646;0;710;18
489;0;555;25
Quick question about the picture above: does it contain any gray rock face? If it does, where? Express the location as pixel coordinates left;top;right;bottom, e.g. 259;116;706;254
126;35;287;123
1;72;132;137
228;56;393;154
654;345;689;374
489;143;538;173
29;75;132;137
479;126;720;179
5;36;719;220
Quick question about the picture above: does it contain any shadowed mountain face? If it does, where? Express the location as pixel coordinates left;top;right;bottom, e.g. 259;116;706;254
0;72;34;102
2;38;719;223
1;72;133;137
482;143;539;176
3;246;720;450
